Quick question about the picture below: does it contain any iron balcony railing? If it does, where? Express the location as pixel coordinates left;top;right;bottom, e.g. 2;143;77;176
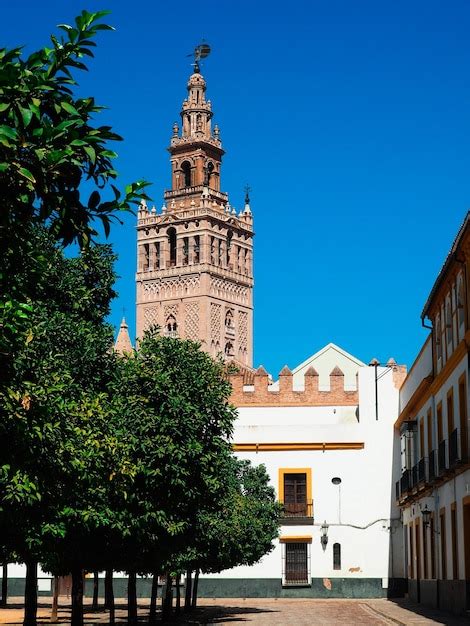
395;480;400;500
438;439;447;475
281;500;314;519
449;428;460;467
428;449;436;481
417;457;426;484
400;469;411;495
411;464;418;488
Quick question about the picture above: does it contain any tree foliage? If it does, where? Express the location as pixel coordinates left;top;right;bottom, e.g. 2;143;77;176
0;10;148;358
0;11;280;626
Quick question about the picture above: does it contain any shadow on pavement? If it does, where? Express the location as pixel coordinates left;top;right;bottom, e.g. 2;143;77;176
384;598;469;625
0;603;277;625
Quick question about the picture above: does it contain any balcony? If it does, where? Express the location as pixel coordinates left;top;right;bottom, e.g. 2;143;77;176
411;464;418;488
280;500;314;525
438;439;447;475
400;469;411;496
449;428;461;467
417;457;426;484
428;449;437;481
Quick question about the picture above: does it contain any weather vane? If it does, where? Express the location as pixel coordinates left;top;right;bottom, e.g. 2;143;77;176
187;41;211;73
244;184;251;204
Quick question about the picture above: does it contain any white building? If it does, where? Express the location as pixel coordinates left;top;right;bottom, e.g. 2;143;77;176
200;343;406;597
395;212;470;615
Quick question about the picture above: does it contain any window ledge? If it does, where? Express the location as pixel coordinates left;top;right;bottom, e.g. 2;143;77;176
280;517;314;526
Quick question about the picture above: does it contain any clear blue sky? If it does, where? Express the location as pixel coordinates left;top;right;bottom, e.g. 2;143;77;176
4;1;470;374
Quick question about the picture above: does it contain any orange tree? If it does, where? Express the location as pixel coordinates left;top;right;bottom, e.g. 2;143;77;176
0;9;148;361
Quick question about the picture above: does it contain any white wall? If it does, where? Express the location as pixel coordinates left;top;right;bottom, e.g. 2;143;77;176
399;336;432;413
211;363;404;582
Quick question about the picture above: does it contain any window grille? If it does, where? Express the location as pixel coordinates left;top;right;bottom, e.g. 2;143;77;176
282;542;310;586
333;543;341;570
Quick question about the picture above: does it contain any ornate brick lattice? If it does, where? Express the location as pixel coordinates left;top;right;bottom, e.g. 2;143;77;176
210;303;222;344
210;277;248;304
143;275;200;299
184;302;200;340
238;310;248;351
144;307;159;330
164;304;179;322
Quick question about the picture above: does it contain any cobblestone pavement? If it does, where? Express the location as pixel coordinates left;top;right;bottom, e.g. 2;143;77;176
0;597;469;625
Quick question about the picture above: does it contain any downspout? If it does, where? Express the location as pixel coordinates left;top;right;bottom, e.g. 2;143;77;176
422;314;441;588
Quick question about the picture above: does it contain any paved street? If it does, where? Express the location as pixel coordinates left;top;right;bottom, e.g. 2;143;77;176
0;598;469;625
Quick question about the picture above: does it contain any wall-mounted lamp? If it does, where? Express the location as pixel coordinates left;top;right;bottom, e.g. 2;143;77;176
402;419;417;440
421;505;431;529
320;521;329;550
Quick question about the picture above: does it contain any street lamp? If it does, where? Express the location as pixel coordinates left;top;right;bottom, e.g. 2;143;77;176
320;521;329;550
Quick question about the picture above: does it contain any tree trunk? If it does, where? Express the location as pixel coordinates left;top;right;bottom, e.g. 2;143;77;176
191;569;199;609
161;572;173;621
184;570;192;612
127;571;137;626
71;568;84;626
23;560;38;626
148;574;158;625
1;563;7;607
105;570;114;625
50;577;59;622
92;572;99;611
175;573;181;614
104;570;112;609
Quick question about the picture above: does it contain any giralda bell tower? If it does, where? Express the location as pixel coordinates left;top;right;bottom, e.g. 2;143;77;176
136;48;254;366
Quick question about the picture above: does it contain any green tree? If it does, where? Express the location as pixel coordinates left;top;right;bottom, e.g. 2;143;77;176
109;330;238;621
0;229;124;626
180;458;280;610
0;9;148;358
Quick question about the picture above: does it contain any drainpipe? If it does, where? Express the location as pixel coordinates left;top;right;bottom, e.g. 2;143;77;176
422;315;441;587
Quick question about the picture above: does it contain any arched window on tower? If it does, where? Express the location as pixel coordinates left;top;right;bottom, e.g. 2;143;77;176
194;235;200;264
207;161;214;187
210;236;216;265
167;227;177;267
181;161;191;188
225;310;235;338
165;315;178;338
226;230;233;269
224;342;234;358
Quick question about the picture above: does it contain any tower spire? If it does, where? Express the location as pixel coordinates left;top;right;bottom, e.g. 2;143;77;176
135;57;254;366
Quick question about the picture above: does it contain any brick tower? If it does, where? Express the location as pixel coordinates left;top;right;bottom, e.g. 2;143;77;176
135;63;254;365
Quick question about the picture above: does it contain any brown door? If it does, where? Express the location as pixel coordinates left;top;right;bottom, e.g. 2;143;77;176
415;521;421;580
459;377;468;461
284;473;307;516
463;502;470;580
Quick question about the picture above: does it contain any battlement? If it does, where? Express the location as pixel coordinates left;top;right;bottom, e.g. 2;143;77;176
229;365;359;407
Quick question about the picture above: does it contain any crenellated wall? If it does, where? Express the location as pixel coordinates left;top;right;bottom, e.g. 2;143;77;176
229;365;359;407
